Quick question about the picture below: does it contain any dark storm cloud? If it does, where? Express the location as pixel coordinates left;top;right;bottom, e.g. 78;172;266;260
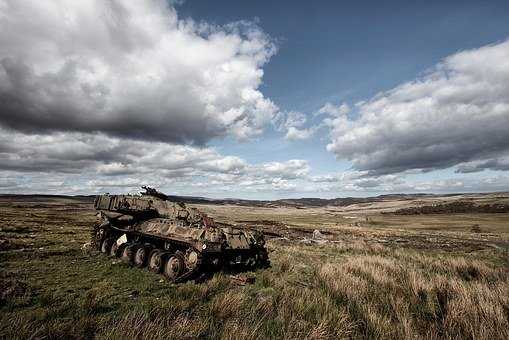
326;40;509;175
0;128;311;194
0;0;277;144
455;158;509;173
0;130;236;174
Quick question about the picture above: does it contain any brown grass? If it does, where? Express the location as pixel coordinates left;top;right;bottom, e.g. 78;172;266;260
317;251;509;339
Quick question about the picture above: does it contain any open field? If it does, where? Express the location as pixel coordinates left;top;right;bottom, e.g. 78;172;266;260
1;194;509;339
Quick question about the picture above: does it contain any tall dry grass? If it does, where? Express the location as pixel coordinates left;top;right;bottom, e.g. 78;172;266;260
1;238;508;339
317;250;509;339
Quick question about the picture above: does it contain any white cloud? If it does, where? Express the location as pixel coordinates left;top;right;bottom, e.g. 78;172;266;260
87;177;144;188
274;111;316;141
309;171;404;192
0;128;245;176
96;162;136;176
0;126;313;195
284;126;315;141
317;102;350;117
260;160;309;179
308;169;509;194
0;0;277;144
274;111;306;130
200;156;247;173
455;156;509;173
326;39;509;175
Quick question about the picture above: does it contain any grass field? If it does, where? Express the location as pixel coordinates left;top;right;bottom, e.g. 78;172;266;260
1;196;508;339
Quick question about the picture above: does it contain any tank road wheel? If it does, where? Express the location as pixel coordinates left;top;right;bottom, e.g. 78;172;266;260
110;241;121;257
148;250;164;273
258;249;270;268
122;244;136;265
134;246;149;268
164;254;185;282
184;249;202;271
210;257;222;271
101;238;114;254
94;227;106;250
246;256;256;268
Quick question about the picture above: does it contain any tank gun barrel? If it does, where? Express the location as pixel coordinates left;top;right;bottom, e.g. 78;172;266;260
141;186;168;200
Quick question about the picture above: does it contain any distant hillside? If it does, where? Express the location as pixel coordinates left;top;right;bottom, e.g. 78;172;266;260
1;192;507;208
0;194;94;203
164;195;418;207
272;194;437;208
0;192;429;207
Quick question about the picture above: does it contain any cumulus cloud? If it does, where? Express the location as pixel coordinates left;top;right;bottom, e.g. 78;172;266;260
309;171;405;192
326;40;509;175
87;177;144;188
0;128;246;176
317;102;350;117
260;159;309;179
310;171;364;183
308;169;509;194
455;157;509;173
274;111;306;130
284;126;315;141
0;126;311;194
274;111;315;141
0;0;277;144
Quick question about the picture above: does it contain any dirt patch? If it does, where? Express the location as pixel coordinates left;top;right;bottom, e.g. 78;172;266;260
236;219;286;227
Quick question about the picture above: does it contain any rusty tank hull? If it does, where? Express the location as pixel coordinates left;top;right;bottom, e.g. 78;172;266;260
92;187;269;282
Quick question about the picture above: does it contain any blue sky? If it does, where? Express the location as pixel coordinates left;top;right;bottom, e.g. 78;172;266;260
188;0;509;197
180;0;509;109
0;0;509;198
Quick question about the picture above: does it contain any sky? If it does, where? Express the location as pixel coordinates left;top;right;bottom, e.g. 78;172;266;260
1;0;509;199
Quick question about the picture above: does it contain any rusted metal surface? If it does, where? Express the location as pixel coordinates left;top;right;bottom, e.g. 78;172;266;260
92;187;270;283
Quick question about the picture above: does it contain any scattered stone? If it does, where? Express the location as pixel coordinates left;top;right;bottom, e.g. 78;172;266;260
81;242;93;255
312;229;325;240
81;242;92;250
230;274;255;285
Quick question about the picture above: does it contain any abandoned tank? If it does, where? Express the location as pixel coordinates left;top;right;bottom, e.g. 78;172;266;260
92;186;269;282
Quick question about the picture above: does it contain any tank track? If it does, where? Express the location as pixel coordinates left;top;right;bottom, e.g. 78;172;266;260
93;227;268;283
97;239;202;283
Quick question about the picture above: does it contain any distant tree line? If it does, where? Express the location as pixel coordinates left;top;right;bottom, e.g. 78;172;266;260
387;201;509;215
